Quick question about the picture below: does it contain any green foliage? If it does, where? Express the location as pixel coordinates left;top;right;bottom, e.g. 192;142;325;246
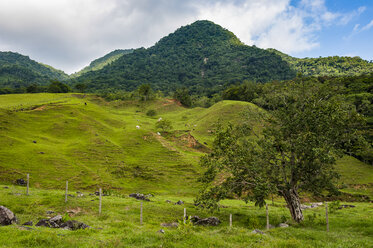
48;80;70;93
74;21;295;94
196;81;365;222
71;49;133;78
174;87;192;107
138;83;153;101
155;119;173;132
0;51;68;90
329;201;341;214
269;49;373;77
146;109;157;117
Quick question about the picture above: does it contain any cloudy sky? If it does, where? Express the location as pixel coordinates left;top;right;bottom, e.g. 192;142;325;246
0;0;372;74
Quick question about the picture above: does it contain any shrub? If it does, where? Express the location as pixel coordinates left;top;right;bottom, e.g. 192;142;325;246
146;109;157;117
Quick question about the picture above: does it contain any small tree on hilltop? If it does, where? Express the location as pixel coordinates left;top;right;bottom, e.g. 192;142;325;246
138;83;152;101
196;81;364;223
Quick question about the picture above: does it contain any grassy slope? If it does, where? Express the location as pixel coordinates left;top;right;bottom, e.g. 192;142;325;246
0;185;372;247
1;94;372;195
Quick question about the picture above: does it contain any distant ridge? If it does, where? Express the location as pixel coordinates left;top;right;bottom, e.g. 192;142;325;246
0;51;68;89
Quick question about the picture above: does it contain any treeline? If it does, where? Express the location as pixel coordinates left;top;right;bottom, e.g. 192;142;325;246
0;80;72;94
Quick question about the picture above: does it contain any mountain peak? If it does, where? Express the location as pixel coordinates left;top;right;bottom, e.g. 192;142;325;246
154;20;242;49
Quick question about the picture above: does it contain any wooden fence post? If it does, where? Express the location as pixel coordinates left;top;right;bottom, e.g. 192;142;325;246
266;203;269;230
184;208;186;224
229;214;232;227
65;181;68;203
99;188;102;214
140;202;143;225
325;202;329;232
26;174;29;196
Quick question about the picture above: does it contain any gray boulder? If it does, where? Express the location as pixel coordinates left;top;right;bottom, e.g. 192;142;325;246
190;216;220;226
0;206;18;225
252;229;265;234
129;193;150;201
174;200;184;205
60;220;89;230
278;223;289;228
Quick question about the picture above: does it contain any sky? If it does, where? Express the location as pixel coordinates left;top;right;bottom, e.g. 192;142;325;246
0;0;372;74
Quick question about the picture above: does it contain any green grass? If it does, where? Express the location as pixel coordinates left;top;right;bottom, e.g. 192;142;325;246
0;185;372;247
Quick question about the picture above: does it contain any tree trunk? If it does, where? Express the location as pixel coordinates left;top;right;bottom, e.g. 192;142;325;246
281;187;304;223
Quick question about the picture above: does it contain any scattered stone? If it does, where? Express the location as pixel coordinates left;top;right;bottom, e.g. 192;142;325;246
157;229;165;234
36;215;89;230
268;224;275;229
46;211;55;215
165;200;172;203
190;216;220;226
161;222;178;228
22;221;33;226
32;140;37;143
15;179;26;186
39;152;44;154
3;186;9;189
60;220;89;230
76;192;84;197
174;200;184;205
129;193;150;201
278;223;289;228
311;202;323;208
338;204;356;209
18;226;34;231
0;206;18;225
252;229;265;234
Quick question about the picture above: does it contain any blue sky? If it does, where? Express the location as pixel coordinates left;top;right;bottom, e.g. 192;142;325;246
0;0;372;73
292;0;373;61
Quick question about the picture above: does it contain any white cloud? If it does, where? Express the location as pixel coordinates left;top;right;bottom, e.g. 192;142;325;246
0;0;365;73
361;20;373;31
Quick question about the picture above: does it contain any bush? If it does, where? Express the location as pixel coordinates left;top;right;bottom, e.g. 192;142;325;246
155;119;172;132
146;109;157;117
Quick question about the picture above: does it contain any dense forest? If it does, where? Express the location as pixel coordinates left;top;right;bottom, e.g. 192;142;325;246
0;52;68;92
73;21;296;94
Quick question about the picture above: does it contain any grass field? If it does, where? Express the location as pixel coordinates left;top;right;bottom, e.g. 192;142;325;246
0;185;372;248
1;93;372;247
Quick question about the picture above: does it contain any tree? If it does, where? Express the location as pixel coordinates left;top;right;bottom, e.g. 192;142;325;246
138;84;152;101
48;80;70;93
75;83;87;93
196;81;364;222
174;87;192;107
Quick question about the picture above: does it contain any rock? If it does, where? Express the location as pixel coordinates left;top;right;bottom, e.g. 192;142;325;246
3;186;9;189
60;220;89;230
338;204;356;209
32;140;37;143
252;229;265;234
18;226;34;231
39;152;45;154
161;222;178;228
157;229;165;234
0;206;18;225
22;221;33;226
36;219;52;228
165;200;172;203
300;204;311;210
278;223;289;228
190;216;220;226
268;224;275;229
46;211;55;215
129;193;150;201
13;193;22;196
36;216;89;230
311;202;323;208
174;200;184;205
15;178;26;186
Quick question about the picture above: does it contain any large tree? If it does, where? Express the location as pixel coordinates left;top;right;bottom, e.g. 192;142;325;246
196;80;364;222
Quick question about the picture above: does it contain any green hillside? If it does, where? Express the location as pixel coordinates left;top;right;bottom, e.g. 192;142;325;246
268;48;373;76
0;52;68;89
75;21;296;94
0;93;371;197
71;49;134;78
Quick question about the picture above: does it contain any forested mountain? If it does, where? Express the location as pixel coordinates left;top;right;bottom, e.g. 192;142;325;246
0;51;68;90
268;49;373;76
71;49;134;77
74;21;296;94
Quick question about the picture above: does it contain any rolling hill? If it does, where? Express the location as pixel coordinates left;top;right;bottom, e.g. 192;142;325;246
0;51;68;90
